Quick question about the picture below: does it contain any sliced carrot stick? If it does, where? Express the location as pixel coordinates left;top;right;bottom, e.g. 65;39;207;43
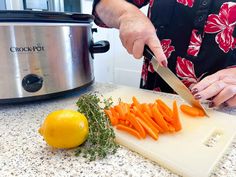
135;116;159;140
142;103;153;117
119;102;130;115
132;96;141;109
119;120;126;125
110;107;119;119
126;113;146;138
151;104;169;132
172;100;182;131
180;104;204;117
125;120;130;126
156;99;173;122
116;124;142;139
198;109;206;117
167;123;176;132
104;109;118;126
114;105;124;118
132;106;159;135
143;112;164;133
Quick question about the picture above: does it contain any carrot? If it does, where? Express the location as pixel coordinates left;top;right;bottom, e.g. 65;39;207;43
135;116;159;140
132;96;141;109
198;109;206;117
151;104;169;132
104;110;118;126
119;102;130;115
143;112;164;133
114;104;126;118
124;120;129;126
180;104;205;117
156;99;173;122
116;124;142;139
126;113;146;138
171;101;182;131
167;123;176;132
133;106;159;135
141;103;153;117
110;107;119;119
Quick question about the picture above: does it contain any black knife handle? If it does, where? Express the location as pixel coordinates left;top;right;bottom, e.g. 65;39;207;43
143;45;154;61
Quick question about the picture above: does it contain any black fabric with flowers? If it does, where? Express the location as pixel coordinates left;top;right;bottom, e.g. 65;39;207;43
93;0;236;93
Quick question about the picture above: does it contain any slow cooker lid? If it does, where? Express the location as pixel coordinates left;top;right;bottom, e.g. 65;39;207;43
0;10;94;23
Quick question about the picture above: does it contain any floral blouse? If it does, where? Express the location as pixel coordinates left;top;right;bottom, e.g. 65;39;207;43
93;0;236;93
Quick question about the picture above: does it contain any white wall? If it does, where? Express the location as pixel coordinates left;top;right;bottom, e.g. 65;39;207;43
81;0;148;88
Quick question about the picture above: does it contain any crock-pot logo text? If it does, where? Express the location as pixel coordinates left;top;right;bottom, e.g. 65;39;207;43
10;44;45;53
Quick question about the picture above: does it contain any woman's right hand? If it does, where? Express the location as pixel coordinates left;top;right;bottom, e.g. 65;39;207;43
118;9;167;67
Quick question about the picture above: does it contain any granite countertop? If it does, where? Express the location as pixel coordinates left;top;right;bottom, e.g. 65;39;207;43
0;83;236;177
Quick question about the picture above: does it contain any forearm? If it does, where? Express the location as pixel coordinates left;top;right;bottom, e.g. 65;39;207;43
95;0;142;28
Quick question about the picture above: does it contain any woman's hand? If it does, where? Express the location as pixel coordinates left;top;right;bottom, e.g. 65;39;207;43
118;8;167;66
96;0;167;66
191;68;236;108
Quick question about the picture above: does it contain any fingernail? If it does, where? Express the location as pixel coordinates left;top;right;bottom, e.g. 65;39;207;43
161;61;168;67
194;94;201;100
208;101;215;108
191;88;198;95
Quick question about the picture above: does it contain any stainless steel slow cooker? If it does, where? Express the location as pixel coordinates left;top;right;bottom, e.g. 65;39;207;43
0;11;109;104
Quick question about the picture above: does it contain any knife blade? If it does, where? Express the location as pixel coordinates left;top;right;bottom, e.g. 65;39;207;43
143;45;209;117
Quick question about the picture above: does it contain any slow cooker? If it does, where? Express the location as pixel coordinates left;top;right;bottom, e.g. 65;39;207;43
0;11;109;104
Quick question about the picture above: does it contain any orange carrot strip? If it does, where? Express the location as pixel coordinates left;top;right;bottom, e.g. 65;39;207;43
136;116;159;140
114;105;125;118
143;112;164;133
125;120;130;126
172;100;182;131
119;120;126;125
104;110;118;126
142;103;153;117
180;104;204;117
132;96;141;109
151;103;169;132
110;107;119;119
167;124;176;133
126;113;146;138
198;109;206;117
119;102;130;115
116;124;142;139
133;106;159;135
156;99;173;122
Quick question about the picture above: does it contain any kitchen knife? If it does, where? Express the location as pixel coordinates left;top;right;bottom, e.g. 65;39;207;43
143;45;209;117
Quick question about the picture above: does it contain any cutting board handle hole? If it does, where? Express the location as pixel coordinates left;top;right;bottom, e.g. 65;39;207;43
203;130;223;147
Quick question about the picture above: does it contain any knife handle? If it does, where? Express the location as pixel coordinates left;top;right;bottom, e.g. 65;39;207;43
143;45;154;61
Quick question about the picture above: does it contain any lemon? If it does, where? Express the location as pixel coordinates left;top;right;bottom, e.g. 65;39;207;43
39;110;89;149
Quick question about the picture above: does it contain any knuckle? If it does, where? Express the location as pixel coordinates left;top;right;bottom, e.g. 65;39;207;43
224;86;236;95
214;81;225;91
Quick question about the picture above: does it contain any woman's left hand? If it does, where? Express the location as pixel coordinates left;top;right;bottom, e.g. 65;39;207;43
191;67;236;108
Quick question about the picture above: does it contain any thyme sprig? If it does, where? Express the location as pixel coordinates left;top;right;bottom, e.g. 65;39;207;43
75;92;119;161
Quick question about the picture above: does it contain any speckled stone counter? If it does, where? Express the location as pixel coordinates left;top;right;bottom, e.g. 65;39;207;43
0;83;236;177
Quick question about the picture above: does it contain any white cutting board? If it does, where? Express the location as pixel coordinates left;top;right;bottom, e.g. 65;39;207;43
101;86;236;177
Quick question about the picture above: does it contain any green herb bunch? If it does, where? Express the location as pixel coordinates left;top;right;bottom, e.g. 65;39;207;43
75;92;119;161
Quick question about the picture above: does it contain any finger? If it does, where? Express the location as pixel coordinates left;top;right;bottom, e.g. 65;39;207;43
191;74;220;93
125;38;135;54
146;36;167;67
194;80;227;100
211;85;236;107
133;39;145;59
225;94;236;108
119;33;133;54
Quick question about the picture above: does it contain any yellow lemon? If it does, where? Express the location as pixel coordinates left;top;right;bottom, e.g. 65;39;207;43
38;110;89;149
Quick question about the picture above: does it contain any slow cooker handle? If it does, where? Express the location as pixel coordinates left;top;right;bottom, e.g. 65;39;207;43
90;41;110;54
